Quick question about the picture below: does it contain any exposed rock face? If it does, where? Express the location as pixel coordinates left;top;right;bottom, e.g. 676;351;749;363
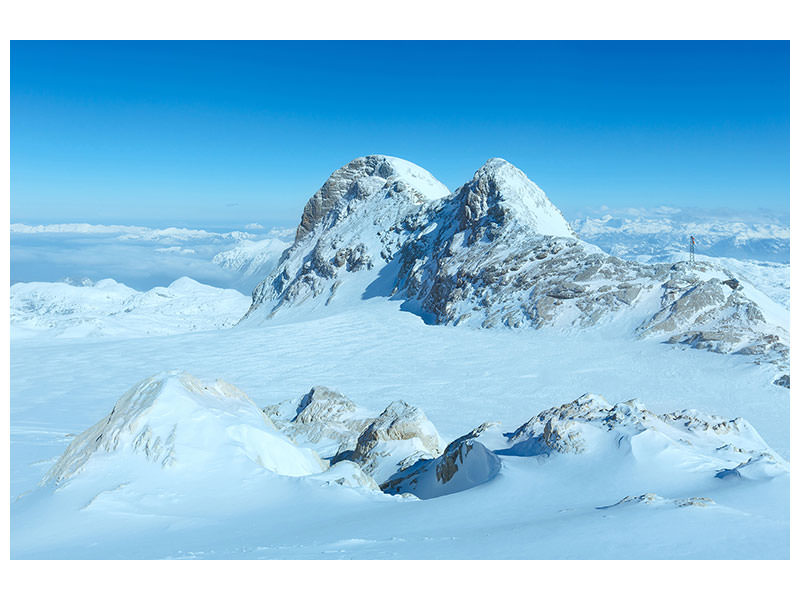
244;155;789;370
338;400;444;485
773;374;790;388
448;158;575;241
246;155;449;318
265;388;445;485
294;155;448;243
393;159;656;329
44;372;327;486
636;263;788;366
264;386;374;458
381;422;501;499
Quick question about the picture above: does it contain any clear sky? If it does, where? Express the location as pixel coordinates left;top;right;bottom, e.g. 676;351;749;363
11;41;789;227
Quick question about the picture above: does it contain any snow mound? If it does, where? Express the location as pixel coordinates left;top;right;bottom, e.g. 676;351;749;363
308;460;382;492
44;371;327;485
500;393;787;480
381;422;501;499
335;400;444;485
10;277;251;339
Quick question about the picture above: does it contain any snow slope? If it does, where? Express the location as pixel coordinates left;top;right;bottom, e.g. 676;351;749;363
10;277;251;339
10;299;789;559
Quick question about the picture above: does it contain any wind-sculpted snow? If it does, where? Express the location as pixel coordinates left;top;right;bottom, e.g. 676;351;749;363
245;155;789;373
44;371;327;486
10;277;251;339
499;393;787;481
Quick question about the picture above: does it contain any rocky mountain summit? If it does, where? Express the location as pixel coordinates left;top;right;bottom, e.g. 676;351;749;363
243;155;788;375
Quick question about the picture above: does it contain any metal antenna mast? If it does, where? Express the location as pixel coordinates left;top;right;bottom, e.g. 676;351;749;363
689;235;696;266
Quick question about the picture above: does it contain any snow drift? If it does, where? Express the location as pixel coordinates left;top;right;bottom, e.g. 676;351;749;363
44;371;327;486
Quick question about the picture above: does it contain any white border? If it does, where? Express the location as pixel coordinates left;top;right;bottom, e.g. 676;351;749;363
2;1;796;597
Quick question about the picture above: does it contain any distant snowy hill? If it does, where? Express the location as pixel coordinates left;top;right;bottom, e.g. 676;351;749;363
571;208;789;264
10;277;251;339
211;237;291;290
10;222;294;294
243;155;789;375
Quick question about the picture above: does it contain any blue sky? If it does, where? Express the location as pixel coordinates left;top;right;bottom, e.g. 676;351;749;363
11;41;789;227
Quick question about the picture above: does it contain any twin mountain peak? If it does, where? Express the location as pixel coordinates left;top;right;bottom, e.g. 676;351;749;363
244;154;788;376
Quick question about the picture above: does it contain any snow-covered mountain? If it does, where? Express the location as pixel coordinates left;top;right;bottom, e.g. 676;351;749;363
243;155;789;375
572;208;789;264
10;277;251;339
246;155;450;319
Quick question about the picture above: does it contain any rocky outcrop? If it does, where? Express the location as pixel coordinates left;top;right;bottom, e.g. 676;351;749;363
264;386;374;458
265;388;445;485
381;422;501;499
636;263;788;366
773;374;790;388
340;400;444;485
499;393;787;482
597;494;716;510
